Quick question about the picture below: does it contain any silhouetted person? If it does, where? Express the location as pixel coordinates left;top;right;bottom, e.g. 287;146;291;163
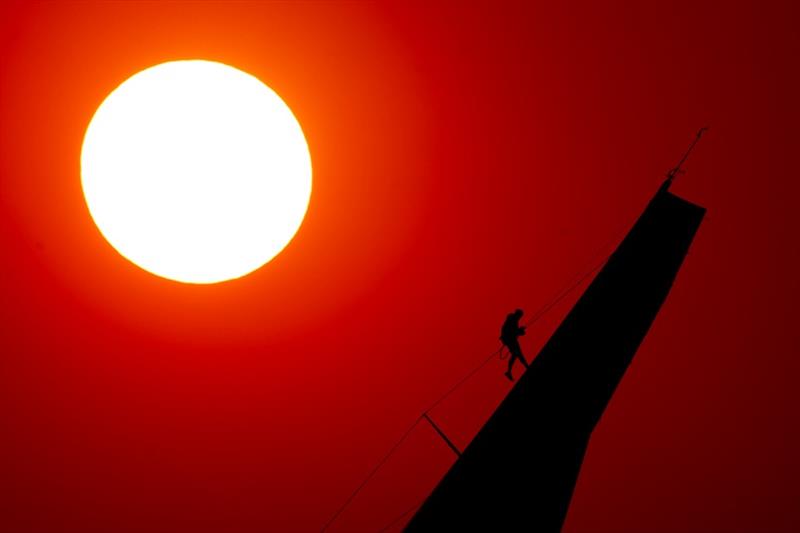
500;309;529;381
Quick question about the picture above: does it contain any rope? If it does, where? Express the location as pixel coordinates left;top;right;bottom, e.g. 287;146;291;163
521;253;609;330
520;219;630;330
320;415;424;532
320;218;632;532
423;347;503;415
498;345;508;360
374;500;424;532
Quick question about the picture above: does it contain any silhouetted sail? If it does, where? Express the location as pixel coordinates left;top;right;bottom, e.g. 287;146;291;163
406;181;706;532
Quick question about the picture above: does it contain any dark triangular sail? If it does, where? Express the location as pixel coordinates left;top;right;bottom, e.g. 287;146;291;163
405;182;706;532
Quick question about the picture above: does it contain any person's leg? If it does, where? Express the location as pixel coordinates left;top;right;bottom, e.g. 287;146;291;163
509;341;528;369
505;342;524;380
506;354;517;376
508;343;528;379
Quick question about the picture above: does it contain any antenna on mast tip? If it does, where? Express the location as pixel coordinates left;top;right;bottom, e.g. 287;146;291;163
666;127;709;182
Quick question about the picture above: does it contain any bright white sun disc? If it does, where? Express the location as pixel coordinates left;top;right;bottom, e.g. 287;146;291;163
81;60;312;284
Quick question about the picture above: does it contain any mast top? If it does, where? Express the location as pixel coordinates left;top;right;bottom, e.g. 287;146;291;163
664;128;708;190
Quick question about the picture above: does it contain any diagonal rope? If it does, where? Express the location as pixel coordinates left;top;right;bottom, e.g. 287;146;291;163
521;252;610;330
423;347;503;415
320;415;424;532
521;221;630;330
374;499;424;533
427;220;629;415
320;218;632;532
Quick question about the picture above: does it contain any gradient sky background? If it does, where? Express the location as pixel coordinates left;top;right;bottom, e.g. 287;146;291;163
1;1;798;531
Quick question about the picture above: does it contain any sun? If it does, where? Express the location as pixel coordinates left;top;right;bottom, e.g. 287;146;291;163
81;60;312;284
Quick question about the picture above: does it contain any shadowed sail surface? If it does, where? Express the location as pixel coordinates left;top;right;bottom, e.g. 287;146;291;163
406;181;706;532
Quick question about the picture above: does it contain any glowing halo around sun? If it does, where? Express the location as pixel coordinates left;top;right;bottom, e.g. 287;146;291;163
81;60;312;284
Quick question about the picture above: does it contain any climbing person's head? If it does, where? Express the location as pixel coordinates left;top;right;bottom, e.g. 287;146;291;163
514;308;524;318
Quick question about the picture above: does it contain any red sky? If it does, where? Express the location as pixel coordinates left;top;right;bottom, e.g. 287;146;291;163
1;1;798;531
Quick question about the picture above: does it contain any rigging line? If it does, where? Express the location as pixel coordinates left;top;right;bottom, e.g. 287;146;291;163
320;255;609;532
364;241;619;533
322;346;500;533
320;415;424;533
320;344;500;532
322;217;635;532
366;223;628;533
521;217;634;330
426;221;629;416
423;413;462;457
374;500;424;533
423;347;503;415
425;230;625;416
521;254;608;330
667;127;708;182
